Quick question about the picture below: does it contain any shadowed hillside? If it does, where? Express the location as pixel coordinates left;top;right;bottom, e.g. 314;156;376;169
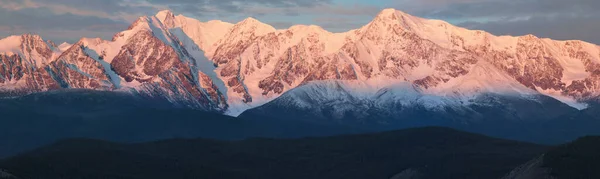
0;127;547;179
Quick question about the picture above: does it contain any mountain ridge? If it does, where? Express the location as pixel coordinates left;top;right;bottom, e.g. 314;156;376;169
1;8;599;115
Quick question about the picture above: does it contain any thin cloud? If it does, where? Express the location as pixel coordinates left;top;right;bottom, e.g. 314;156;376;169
394;0;600;44
0;0;598;44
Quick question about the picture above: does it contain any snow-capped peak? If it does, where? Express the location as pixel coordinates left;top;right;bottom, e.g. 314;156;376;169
156;10;176;27
239;17;261;25
58;42;72;52
376;8;406;19
3;9;600;116
21;34;44;41
232;17;276;36
125;16;154;32
151;11;234;56
78;37;105;47
0;35;23;54
362;8;423;33
156;10;175;20
0;34;56;67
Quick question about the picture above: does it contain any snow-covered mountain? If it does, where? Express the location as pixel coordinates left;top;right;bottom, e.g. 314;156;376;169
1;8;600;115
1;12;228;111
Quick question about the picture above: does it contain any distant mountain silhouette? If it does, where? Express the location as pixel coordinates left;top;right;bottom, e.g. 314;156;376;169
0;127;546;179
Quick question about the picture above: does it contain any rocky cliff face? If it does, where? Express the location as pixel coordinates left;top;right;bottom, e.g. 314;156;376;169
0;14;227;112
0;34;61;96
1;8;599;114
205;8;600;114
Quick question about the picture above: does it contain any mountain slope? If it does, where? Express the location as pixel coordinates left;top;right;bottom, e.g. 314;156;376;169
206;8;600;114
1;8;600;115
0;169;17;179
504;136;600;179
0;34;63;95
240;80;592;144
0;127;547;179
1;12;229;112
0;90;361;158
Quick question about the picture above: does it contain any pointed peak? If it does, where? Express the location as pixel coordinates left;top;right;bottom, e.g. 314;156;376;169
233;17;275;32
59;42;71;46
21;33;44;41
127;16;151;30
156;10;177;27
360;7;421;33
58;42;71;47
379;8;399;15
157;9;173;14
224;17;276;40
76;37;104;47
239;17;262;24
374;8;408;21
19;34;50;49
57;42;72;52
46;40;58;48
156;10;175;19
518;34;542;42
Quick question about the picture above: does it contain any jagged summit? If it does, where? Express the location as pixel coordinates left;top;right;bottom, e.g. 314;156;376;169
220;16;276;42
156;10;177;27
77;37;105;46
57;42;72;52
21;33;44;40
0;34;55;63
361;8;423;33
156;10;175;19
376;8;406;18
233;17;275;31
239;17;261;24
126;16;150;31
373;8;417;21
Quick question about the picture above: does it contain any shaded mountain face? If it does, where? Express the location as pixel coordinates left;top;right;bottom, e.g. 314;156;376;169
504;136;600;179
1;8;600;115
0;127;548;179
0;89;595;158
0;169;18;179
239;81;600;144
0;90;362;158
543;136;600;178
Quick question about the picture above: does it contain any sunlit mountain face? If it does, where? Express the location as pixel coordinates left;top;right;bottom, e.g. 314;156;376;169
1;8;599;143
1;9;600;115
1;2;600;179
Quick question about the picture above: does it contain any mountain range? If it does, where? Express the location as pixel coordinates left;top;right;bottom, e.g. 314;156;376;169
2;8;600;178
1;8;599;116
2;9;600;151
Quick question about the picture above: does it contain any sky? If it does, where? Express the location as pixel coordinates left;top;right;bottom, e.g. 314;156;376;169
0;0;598;44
